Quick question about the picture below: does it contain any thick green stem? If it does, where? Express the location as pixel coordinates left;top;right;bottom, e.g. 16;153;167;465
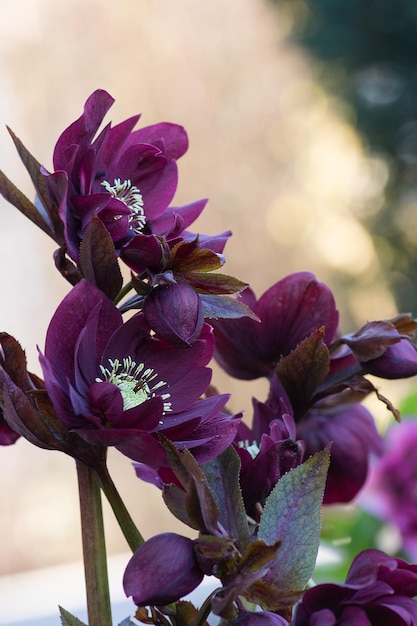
76;459;112;626
96;462;144;552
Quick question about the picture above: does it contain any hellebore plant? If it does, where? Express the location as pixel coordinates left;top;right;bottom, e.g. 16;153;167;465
2;90;417;626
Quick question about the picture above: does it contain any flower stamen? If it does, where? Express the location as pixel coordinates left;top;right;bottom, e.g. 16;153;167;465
96;356;171;412
238;440;260;459
101;178;146;233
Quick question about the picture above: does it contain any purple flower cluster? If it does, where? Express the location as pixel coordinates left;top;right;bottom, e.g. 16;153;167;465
2;90;417;625
293;549;417;625
212;271;417;504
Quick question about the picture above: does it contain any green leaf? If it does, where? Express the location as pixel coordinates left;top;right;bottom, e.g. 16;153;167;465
59;606;88;626
79;214;123;300
202;446;250;550
258;447;331;597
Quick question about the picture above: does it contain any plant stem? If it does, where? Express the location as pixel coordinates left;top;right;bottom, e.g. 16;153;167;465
76;459;112;626
96;462;144;552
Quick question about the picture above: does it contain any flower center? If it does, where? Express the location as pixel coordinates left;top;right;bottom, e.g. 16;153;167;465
238;440;260;459
101;178;146;233
96;356;172;412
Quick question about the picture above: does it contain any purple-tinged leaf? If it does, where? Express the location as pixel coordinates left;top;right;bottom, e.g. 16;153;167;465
190;272;248;295
169;239;223;273
202;446;250;550
79;214;123;300
0;169;52;236
200;294;260;321
159;436;220;535
7;127;64;241
276;328;329;419
257;447;330;598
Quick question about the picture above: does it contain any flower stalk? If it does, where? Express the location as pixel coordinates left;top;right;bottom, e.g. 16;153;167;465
95;462;144;552
76;459;112;626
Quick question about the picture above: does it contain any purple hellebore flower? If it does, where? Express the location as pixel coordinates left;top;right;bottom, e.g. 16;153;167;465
212;272;339;380
47;89;189;262
359;419;417;559
213;272;417;382
38;280;240;468
230;612;289;626
123;532;204;606
292;549;417;625
236;417;304;517
250;375;383;504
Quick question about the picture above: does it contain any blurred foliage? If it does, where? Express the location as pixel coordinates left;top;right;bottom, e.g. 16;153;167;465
270;0;417;313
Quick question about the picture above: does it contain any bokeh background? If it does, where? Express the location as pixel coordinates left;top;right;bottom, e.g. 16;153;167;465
1;0;416;594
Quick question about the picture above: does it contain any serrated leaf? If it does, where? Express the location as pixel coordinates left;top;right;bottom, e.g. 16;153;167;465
159;436;219;534
163;483;197;529
276;328;329;419
59;606;88;626
257;447;331;598
79;214;123;300
189;272;248;295
200;294;260;321
202;446;250;550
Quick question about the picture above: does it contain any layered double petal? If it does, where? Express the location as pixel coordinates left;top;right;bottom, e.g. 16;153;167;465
293;549;417;625
49;89;188;261
39;280;240;467
212;272;339;380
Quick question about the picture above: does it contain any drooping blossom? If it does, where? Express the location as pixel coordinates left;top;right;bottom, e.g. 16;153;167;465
359;419;417;559
212;272;339;380
292;549;417;625
212;273;417;503
38;280;241;468
123;533;204;606
213;272;417;382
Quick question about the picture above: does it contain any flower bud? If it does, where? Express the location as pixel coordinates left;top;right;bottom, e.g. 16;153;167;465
123;533;204;606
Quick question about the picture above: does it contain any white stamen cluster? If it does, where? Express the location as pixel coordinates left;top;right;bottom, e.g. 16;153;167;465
238;440;260;459
96;356;171;412
101;178;146;233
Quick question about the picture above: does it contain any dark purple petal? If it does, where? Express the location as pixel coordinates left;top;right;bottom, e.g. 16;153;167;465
42;280;121;385
231;611;289;626
361;341;417;379
53;89;114;170
297;404;383;504
125;122;188;160
143;282;204;346
0;416;20;445
123;533;203;606
213;273;338;380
